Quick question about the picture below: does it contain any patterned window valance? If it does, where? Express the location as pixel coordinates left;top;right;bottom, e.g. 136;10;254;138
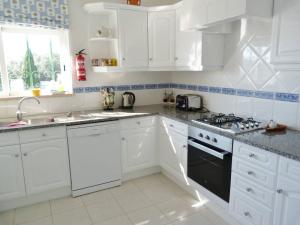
0;0;69;29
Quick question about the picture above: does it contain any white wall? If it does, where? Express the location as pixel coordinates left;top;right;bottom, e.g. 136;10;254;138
172;19;300;130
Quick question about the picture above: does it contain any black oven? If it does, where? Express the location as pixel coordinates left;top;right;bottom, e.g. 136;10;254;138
187;137;232;202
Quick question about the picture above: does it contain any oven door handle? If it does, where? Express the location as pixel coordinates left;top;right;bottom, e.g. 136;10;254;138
188;140;229;160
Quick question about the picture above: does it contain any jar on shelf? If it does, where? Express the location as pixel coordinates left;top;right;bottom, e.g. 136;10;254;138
127;0;141;6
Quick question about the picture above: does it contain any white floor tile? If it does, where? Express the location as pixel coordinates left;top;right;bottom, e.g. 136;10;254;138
200;208;231;225
86;198;124;224
0;210;14;225
143;185;184;204
17;217;53;225
50;197;83;214
81;189;114;206
52;207;91;225
156;197;201;222
110;182;140;198
93;215;133;225
173;212;212;225
127;206;170;225
133;174;167;190
15;202;51;225
115;191;153;213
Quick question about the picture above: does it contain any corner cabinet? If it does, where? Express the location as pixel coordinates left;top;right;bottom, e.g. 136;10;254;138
0;145;26;201
148;10;176;69
271;0;300;70
118;9;149;69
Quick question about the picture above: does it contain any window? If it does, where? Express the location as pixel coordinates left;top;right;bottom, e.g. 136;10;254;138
0;25;72;97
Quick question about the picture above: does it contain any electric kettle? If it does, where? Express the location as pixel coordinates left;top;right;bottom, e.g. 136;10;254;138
121;92;135;109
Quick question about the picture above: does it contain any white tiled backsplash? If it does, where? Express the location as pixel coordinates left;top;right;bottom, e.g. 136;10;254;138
172;19;300;130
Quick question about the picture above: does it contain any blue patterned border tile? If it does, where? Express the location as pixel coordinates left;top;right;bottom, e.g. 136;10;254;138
178;84;187;90
236;89;254;97
171;83;179;88
222;88;236;95
145;84;158;89
209;87;222;94
198;85;209;92
73;87;84;94
157;83;171;89
275;93;299;102
187;85;197;91
101;86;116;91
84;86;101;93
255;91;274;100
116;85;131;91
131;84;145;90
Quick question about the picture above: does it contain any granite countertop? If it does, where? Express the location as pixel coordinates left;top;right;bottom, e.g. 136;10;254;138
0;104;299;161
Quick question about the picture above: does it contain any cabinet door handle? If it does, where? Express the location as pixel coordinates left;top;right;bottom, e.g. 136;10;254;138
244;212;251;217
136;121;141;125
15;154;19;158
247;171;255;176
170;124;174;128
277;189;283;194
23;153;28;157
175;57;178;61
246;188;253;193
42;133;46;137
149;58;153;61
122;137;125;141
249;153;256;158
122;58;126;61
183;145;187;148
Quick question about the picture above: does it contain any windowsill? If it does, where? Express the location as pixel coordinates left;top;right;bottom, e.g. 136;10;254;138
0;93;74;100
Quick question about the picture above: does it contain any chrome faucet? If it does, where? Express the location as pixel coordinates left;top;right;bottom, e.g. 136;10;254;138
16;97;40;121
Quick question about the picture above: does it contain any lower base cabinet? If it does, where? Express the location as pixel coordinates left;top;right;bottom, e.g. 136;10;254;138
0;145;26;201
21;139;70;195
121;127;157;173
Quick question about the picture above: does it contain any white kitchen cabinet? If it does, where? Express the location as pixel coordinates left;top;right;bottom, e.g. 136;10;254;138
148;10;175;68
273;157;300;225
119;9;148;68
271;0;300;69
0;145;26;201
21;139;70;195
121;127;157;173
182;0;273;31
159;117;188;182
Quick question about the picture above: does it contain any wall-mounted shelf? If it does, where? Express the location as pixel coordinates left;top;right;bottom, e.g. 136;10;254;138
92;66;122;73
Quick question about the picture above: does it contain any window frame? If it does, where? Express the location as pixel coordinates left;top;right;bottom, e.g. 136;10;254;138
0;25;72;97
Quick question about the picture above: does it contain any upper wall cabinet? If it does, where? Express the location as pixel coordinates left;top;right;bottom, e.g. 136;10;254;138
181;0;274;31
271;0;300;70
119;10;149;69
148;10;176;69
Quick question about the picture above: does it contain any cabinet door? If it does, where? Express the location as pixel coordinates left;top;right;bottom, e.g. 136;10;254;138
21;139;70;195
227;0;246;18
121;127;157;173
148;10;175;68
206;0;226;24
159;126;187;181
119;9;148;68
271;0;300;67
175;7;202;69
0;145;26;201
181;0;208;30
274;176;300;225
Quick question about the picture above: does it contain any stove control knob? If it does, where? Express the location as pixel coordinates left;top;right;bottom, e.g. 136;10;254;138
205;135;210;140
212;138;218;143
240;125;245;130
246;124;250;129
250;123;254;128
255;122;259;127
199;133;203;138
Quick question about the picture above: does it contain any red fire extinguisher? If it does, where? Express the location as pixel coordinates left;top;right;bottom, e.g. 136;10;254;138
75;49;87;81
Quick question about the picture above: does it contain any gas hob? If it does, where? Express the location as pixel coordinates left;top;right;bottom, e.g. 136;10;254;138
191;113;266;134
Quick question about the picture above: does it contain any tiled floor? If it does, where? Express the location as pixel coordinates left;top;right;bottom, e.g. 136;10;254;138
0;173;231;225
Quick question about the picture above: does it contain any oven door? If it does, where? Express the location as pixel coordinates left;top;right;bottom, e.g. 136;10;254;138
187;138;232;202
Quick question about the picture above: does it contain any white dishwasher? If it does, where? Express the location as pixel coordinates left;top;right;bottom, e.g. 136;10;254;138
67;122;121;197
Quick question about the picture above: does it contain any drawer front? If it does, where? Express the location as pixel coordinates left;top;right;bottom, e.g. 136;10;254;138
232;157;276;189
120;116;156;130
231;172;275;208
19;126;66;143
278;156;300;182
0;132;19;146
229;190;273;225
67;122;119;138
234;141;278;172
160;117;188;136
